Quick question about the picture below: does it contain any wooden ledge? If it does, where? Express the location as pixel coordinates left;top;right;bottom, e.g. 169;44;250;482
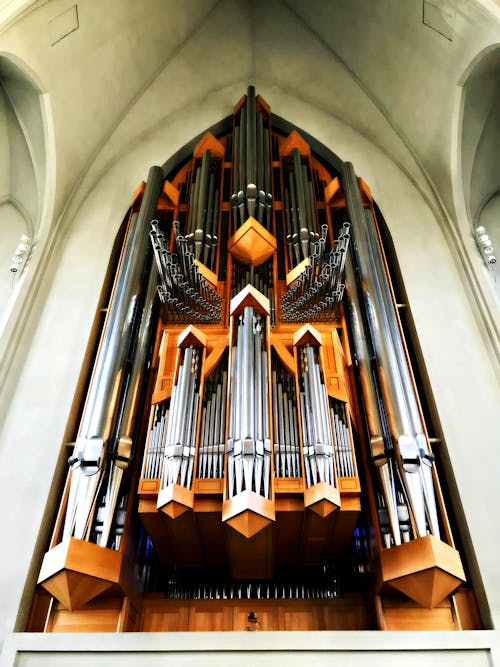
380;535;466;608
230;284;270;318
228;217;277;266
304;481;341;517
157;484;194;519
222;491;275;538
293;323;323;348
177;325;206;349
38;538;132;611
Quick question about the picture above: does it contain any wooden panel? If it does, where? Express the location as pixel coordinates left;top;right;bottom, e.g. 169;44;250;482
188;603;233;631
225;522;274;579
382;595;457;631
279;601;319;630
139;596;373;632
142;606;189;631
47;597;122;633
453;588;482;630
232;605;279;631
275;495;305;565
25;589;52;632
138;498;174;565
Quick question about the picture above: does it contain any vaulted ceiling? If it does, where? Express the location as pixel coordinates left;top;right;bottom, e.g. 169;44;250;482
0;0;499;285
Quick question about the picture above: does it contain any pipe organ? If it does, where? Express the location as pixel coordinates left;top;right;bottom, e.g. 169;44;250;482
30;87;481;633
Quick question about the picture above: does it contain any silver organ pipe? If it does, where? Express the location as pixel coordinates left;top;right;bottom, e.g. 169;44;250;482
159;345;201;492
150;219;222;323
231;86;272;229
361;208;440;539
342;161;439;541
331;401;356;478
197;365;227;479
343;249;401;545
96;257;159;547
272;360;301;478
298;345;335;488
144;403;169;480
227;305;271;498
63;165;163;543
281;222;350;322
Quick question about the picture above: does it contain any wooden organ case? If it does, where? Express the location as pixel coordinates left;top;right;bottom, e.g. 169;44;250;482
28;88;482;634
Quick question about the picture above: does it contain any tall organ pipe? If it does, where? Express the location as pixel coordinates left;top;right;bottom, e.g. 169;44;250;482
344;250;401;545
63;165;163;541
97;258;159;548
361;208;440;539
342;161;433;540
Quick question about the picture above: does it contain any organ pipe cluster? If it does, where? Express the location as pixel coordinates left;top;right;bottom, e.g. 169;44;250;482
198;364;227;479
298;345;336;488
343;161;440;547
185;149;220;270
227;305;271;499
281;222;350;322
143;404;168;479
159;346;201;491
331;401;356;478
63;166;163;549
150;220;222;324
162;570;339;601
231;260;276;325
284;148;320;266
271;359;301;478
231;86;272;230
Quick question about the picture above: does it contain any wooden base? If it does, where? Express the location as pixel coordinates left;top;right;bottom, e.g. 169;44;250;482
157;484;194;519
222;490;275;538
228;217;277;266
38;538;135;611
304;482;341;517
140;593;372;632
380;535;466;608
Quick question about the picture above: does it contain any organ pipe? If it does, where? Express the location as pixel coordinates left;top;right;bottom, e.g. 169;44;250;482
63;165;163;544
342;161;439;542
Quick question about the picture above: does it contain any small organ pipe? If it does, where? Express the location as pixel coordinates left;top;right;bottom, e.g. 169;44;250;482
281;223;350;323
298;345;335;488
159;346;201;491
151;220;222;324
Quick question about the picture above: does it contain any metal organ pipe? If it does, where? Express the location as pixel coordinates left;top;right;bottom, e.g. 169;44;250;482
361;208;440;539
64;165;163;543
298;345;335;488
97;258;160;547
227;306;271;499
160;346;201;491
343;247;401;546
342;161;439;542
231;86;272;229
281;223;350;323
198;366;227;480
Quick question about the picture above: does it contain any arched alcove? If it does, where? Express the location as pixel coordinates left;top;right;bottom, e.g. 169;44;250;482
460;45;500;298
0;55;46;316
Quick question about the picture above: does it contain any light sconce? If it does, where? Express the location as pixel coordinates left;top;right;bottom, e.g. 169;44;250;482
10;235;31;274
475;226;496;266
